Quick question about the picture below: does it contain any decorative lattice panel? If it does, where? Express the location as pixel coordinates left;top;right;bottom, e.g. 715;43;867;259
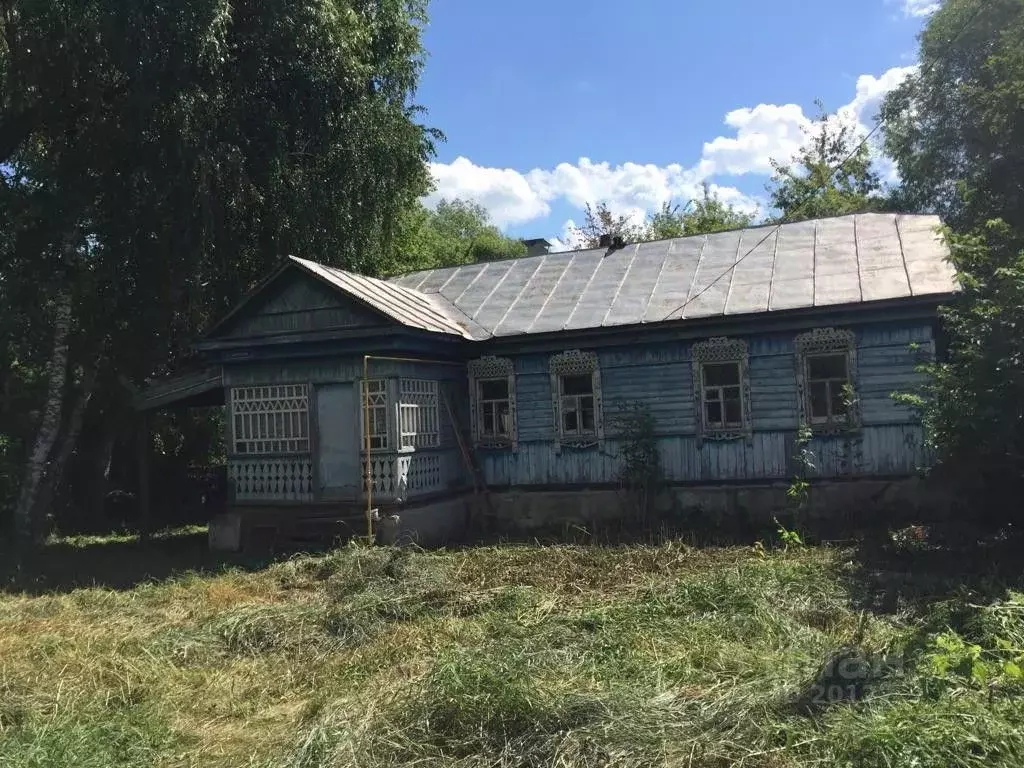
362;452;443;501
231;384;310;454
360;379;389;450
228;456;313;501
398;379;439;449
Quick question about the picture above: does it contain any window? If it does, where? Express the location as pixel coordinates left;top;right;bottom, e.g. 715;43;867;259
398;379;439;449
360;379;389;451
702;362;743;428
231;384;309;454
806;354;850;424
468;356;517;448
559;373;596;436
691;338;751;444
478;378;512;439
549;350;603;449
795;328;858;431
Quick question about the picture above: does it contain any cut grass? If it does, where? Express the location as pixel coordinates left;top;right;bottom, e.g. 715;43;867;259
1;534;1023;766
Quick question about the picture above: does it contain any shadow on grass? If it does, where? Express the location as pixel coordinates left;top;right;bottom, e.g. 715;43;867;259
0;527;287;595
843;523;1024;616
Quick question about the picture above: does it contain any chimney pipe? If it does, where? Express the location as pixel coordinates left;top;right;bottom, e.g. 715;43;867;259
598;233;612;248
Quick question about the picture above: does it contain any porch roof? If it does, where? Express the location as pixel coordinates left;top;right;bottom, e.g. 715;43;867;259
133;367;224;411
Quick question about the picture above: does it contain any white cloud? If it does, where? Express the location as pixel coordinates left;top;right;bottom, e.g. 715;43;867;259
839;65;917;126
425;156;549;228
699;104;812;176
425;65;914;232
698;65;916;177
904;0;939;17
428;156;758;232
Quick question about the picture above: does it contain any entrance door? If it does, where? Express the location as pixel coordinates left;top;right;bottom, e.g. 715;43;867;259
316;383;361;499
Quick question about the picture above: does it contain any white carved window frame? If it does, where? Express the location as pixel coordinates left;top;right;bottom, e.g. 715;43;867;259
794;327;860;434
550;350;604;451
229;384;310;455
691;338;752;446
468;356;517;450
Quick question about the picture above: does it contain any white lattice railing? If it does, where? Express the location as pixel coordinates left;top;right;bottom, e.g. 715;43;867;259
228;456;314;502
363;452;443;500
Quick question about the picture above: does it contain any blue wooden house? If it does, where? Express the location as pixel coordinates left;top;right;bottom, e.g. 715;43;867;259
136;213;956;549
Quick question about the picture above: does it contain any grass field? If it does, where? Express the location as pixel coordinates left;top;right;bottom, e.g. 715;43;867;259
1;528;1023;767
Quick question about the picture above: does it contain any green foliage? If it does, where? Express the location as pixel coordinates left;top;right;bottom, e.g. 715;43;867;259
570;201;646;249
899;224;1024;514
646;182;756;240
880;0;1024;519
769;103;889;221
613;401;666;523
3;535;1024;766
779;423;814;547
883;0;1024;234
921;592;1024;697
572;184;755;249
1;0;438;533
391;198;526;272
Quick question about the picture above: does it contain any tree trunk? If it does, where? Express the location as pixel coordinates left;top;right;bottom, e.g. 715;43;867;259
31;366;98;539
13;287;73;547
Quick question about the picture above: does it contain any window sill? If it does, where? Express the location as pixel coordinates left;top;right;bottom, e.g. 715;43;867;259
556;437;600;450
701;429;749;442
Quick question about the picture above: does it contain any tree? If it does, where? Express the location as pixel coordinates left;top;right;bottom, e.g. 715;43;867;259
882;0;1024;236
395;198;528;270
392;198;526;271
1;0;437;543
768;105;887;221
646;183;755;240
571;202;645;249
572;187;755;250
880;0;1024;519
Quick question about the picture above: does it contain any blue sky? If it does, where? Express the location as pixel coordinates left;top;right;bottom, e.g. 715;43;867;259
416;0;935;247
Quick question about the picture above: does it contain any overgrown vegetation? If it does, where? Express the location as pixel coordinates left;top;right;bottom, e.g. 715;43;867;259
2;531;1023;767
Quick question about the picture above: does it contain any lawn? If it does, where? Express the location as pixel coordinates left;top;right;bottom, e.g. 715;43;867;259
1;529;1023;767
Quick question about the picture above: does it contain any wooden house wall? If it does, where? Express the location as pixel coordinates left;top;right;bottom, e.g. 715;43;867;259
223;357;470;502
479;321;933;488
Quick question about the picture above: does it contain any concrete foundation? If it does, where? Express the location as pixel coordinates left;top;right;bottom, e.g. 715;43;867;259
479;477;938;539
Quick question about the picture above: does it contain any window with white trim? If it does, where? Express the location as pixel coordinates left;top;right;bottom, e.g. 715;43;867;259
550;350;603;448
795;328;858;431
360;379;389;451
468;356;517;449
691;338;751;444
231;384;309;454
398;378;439;449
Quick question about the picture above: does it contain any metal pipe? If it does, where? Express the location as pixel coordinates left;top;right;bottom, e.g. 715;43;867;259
361;354;464;540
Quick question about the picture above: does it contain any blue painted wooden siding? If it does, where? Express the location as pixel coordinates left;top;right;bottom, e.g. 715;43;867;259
479;321;933;487
223;357;471;499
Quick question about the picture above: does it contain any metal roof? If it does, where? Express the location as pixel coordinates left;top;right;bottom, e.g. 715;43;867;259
290;256;480;339
386;213;955;339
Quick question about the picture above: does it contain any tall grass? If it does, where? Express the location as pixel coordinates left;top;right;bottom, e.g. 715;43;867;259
0;536;1022;766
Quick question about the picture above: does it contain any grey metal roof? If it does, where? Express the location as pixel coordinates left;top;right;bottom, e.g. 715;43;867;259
386;213;955;339
290;256;479;339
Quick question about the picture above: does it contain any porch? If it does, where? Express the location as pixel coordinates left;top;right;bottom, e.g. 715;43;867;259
133;364;475;550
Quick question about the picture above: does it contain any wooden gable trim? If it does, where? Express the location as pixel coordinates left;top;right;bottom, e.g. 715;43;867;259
202;260;395;340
